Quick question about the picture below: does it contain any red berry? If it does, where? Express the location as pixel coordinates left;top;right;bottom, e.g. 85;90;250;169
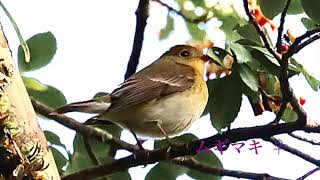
299;97;306;106
280;43;289;52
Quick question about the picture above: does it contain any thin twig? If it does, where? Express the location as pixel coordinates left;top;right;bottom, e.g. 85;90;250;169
273;102;288;123
268;137;320;166
276;0;292;53
285;28;320;58
152;0;210;24
293;33;320;54
289;133;320;145
297;167;320;180
171;158;290;180
124;0;149;79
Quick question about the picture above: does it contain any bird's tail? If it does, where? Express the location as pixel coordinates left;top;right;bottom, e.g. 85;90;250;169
55;94;112;114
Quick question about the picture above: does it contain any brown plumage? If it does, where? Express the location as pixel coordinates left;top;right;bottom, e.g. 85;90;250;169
56;45;211;138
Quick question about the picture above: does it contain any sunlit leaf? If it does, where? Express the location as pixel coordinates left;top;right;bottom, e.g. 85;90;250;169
236;24;262;45
160;13;174;40
18;32;57;72
301;17;318;30
282;108;298;122
23;76;66;108
237;63;259;92
186;22;205;41
229;42;252;63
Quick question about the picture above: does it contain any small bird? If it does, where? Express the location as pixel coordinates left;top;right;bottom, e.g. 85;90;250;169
56;45;211;142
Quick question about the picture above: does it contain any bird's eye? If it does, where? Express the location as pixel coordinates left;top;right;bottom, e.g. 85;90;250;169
180;50;190;57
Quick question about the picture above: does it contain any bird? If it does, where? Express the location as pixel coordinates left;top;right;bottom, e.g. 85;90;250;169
56;45;212;144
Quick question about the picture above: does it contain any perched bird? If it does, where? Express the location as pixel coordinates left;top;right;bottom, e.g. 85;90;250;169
56;45;211;141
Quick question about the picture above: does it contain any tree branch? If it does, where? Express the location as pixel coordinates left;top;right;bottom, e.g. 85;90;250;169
285;28;320;58
289;133;320;145
171;158;290;180
276;0;292;53
60;120;319;179
31;98;139;153
242;0;281;62
124;0;149;79
243;0;308;125
297;167;320;180
151;0;210;24
268;137;320;166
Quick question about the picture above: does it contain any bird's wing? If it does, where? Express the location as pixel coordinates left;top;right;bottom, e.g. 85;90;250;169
108;60;196;112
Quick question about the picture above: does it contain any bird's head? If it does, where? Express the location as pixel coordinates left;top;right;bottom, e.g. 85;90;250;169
162;45;212;62
161;45;213;75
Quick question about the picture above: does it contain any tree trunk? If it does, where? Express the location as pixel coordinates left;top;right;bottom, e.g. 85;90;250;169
0;23;60;179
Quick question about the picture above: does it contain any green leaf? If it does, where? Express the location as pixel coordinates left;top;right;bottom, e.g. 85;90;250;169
229;42;252;63
290;59;320;91
160;13;174;40
212;3;246;33
23;76;66;108
259;0;286;19
236;24;262;45
250;49;280;75
207;73;242;130
153;134;222;180
187;152;222;180
301;17;318;30
282;108;298;122
93;92;109;98
145;162;187;180
301;0;320;24
50;146;67;174
108;172;131;180
154;133;197;149
237;64;259;92
18;32;57;72
44;130;66;148
287;0;304;15
186;22;206;41
190;0;205;7
65;124;123;174
207;47;230;65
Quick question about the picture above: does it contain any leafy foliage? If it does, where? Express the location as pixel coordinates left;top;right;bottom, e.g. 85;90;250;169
160;13;174;40
8;0;320;179
18;32;57;72
207;73;242;130
147;134;222;180
64;124;131;179
301;0;320;24
23;76;66;108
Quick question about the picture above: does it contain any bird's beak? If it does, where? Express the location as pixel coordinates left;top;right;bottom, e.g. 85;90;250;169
200;55;213;62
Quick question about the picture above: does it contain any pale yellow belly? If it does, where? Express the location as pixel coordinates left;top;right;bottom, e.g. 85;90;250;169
102;83;208;138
